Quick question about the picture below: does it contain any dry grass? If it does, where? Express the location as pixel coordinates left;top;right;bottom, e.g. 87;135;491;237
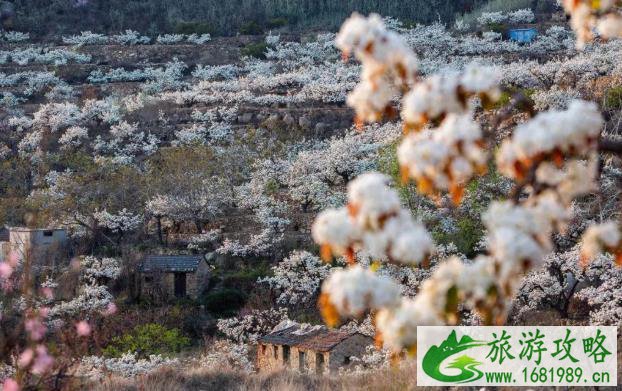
93;362;426;391
91;358;622;391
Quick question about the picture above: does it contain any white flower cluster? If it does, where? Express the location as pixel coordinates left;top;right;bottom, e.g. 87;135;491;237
580;222;622;265
48;284;114;318
376;256;495;351
192;64;241;81
477;9;535;26
58;126;88;149
346;345;390;373
62;31;108;45
80;256;122;281
477;11;506;26
285;122;400;211
562;0;622;48
93;121;159;165
112;30;151;45
575;253;622;325
334;16;500;203
199;340;253;373
156;34;211;45
402;65;501;130
320;265;401;324
508;9;536;24
310;14;622;354
146;177;230;223
0;47;92;65
31;102;83;132
88;60;187;94
398;114;487;203
93;208;142;233
3;31;29;42
216;227;280;257
535;159;598;206
216;308;289;344
312;173;434;265
0;71;63;96
335;13;417;125
497;100;603;180
259;251;332;306
483;201;554;286
78;353;178;379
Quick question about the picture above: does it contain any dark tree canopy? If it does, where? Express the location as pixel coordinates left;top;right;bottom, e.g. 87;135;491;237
9;0;487;36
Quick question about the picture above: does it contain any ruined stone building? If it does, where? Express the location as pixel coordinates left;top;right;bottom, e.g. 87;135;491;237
138;254;210;300
257;322;372;373
0;227;69;268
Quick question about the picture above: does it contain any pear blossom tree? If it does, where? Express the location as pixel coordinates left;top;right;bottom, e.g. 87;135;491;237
258;251;332;307
311;12;622;357
92;209;143;245
216;308;290;344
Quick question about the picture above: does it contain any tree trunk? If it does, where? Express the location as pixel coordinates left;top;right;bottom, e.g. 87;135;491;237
156;216;163;245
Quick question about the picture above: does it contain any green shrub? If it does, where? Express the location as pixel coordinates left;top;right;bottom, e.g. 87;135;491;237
174;21;214;35
103;323;190;358
220;263;271;290
376;142;419;204
432;215;484;258
239;21;264;35
486;22;507;35
493;87;536;109
241;42;269;59
264;178;280;195
605;86;622;110
203;288;247;316
266;17;288;28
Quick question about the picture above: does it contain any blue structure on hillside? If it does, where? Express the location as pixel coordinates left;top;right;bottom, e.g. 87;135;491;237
509;28;538;43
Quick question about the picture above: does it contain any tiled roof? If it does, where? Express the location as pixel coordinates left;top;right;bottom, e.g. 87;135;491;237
140;255;203;272
258;322;365;352
296;330;359;352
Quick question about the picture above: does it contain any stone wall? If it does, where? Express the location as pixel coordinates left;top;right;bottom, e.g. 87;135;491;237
326;334;373;372
0;242;9;262
256;336;370;374
140;264;209;301
8;228;68;269
257;343;284;372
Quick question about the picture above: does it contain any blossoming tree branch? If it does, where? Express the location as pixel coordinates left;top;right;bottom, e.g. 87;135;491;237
313;3;622;356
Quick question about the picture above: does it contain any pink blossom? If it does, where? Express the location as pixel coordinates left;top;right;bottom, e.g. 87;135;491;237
31;345;53;375
75;321;91;337
38;307;49;318
41;287;54;299
18;348;34;367
2;379;19;391
0;263;13;279
25;318;46;341
7;252;19;267
102;302;117;316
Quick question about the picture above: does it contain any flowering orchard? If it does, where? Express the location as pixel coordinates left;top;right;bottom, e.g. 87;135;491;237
2;3;622;387
313;11;622;356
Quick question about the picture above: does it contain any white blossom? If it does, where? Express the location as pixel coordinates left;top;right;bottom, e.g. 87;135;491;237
321;265;401;320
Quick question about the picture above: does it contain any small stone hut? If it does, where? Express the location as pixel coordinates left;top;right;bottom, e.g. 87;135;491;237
139;255;209;300
257;322;372;373
0;227;68;267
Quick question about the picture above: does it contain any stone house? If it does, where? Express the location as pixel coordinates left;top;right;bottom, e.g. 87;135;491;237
257;322;372;373
139;255;210;300
0;227;69;268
